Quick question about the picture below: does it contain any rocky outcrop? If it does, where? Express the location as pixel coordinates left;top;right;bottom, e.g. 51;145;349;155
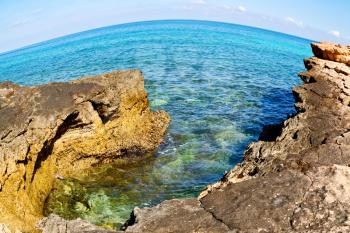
124;199;229;233
0;70;170;232
37;215;122;233
311;42;350;65
123;42;350;232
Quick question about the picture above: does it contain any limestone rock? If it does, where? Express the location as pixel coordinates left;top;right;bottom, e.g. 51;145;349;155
123;43;350;232
37;214;121;233
0;224;13;233
0;70;170;232
311;42;350;65
124;199;229;233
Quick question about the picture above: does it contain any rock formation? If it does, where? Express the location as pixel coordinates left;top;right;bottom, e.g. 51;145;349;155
123;42;350;232
0;70;170;232
36;215;122;233
311;42;350;66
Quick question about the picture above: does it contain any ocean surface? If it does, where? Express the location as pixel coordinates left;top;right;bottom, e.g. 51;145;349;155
0;20;313;229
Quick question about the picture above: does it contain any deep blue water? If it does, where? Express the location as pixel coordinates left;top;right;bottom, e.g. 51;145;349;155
0;20;313;228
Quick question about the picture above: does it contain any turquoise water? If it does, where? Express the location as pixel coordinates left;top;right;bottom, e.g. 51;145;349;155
0;20;313;229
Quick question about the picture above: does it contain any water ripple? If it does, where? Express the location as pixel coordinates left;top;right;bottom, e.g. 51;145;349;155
0;20;313;229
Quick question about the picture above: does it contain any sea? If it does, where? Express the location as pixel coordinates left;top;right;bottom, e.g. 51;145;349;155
0;20;313;228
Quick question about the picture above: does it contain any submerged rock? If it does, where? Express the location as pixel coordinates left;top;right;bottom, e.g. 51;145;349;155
0;70;170;232
123;43;350;232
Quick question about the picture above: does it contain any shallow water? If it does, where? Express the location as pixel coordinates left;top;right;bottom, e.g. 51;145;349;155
0;20;313;229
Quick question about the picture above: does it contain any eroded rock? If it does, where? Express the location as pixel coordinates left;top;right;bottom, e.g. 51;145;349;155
0;70;170;232
124;199;229;233
123;43;350;232
37;214;121;233
311;42;350;65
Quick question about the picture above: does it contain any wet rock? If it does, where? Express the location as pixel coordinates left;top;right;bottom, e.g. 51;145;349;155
0;70;170;232
123;43;350;232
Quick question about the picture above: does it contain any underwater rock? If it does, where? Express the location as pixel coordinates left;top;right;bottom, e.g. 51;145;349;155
43;179;90;220
0;70;170;232
123;43;350;232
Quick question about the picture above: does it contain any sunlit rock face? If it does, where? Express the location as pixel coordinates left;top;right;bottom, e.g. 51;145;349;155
311;42;350;65
123;44;350;232
0;70;169;232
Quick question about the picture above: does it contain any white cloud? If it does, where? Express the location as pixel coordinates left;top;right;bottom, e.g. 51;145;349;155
8;8;43;29
181;5;193;10
222;4;231;10
236;5;246;12
285;17;304;28
329;30;341;38
33;8;43;14
10;18;31;28
192;0;206;5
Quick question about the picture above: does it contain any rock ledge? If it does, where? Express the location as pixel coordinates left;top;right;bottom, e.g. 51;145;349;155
123;42;350;232
0;70;170;232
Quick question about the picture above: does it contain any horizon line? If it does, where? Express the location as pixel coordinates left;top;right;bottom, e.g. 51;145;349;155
0;19;317;56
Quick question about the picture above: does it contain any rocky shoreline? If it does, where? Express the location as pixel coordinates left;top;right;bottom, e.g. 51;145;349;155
0;70;170;232
122;42;350;233
1;42;350;233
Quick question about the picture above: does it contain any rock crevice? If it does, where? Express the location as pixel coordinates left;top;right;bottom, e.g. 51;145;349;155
122;42;350;233
0;70;170;232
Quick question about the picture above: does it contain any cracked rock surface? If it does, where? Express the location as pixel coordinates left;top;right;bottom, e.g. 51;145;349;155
123;43;350;233
124;199;229;233
0;70;170;233
36;215;122;233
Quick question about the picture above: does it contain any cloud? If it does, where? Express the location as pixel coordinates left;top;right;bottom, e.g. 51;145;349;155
10;18;31;28
192;0;206;5
236;5;246;12
33;8;43;14
285;17;304;28
181;5;193;10
7;8;43;29
329;30;340;38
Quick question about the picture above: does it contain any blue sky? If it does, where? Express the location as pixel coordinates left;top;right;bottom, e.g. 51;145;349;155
0;0;349;53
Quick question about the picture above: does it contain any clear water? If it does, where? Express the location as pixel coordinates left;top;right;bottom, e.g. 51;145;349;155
0;20;313;229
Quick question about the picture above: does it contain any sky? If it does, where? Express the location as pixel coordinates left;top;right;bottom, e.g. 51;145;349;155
0;0;349;53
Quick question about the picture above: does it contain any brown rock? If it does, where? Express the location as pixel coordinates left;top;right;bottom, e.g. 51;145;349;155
0;70;170;232
311;42;350;65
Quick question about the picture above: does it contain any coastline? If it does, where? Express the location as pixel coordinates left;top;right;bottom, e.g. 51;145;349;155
1;42;350;232
122;42;350;232
0;70;170;232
